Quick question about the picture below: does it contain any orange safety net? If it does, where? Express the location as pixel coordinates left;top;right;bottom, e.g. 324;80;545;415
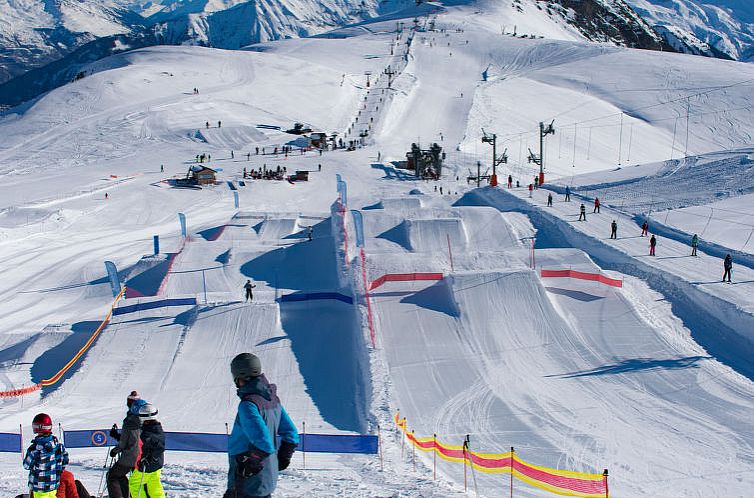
0;288;126;397
394;412;608;497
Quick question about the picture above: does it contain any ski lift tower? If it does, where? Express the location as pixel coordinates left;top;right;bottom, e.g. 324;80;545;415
528;120;555;185
481;129;508;187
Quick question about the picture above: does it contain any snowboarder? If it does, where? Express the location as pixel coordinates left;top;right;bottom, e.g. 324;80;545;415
578;203;586;221
247;152;251;161
24;413;69;498
610;220;617;239
307;226;313;242
318;164;322;172
129;403;166;498
243;167;247;178
528;183;533;198
160;164;164;173
108;391;142;498
206;121;210;129
564;185;570;202
641;220;648;237
691;233;699;256
231;150;235;159
723;254;732;283
547;193;552;207
593;197;600;213
244;280;256;302
218;121;222;128
256;147;259;155
508;175;513;189
105;192;109;200
649;235;657;256
439;186;443;195
225;353;299;498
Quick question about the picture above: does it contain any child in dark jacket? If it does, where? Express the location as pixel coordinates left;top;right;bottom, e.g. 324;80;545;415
129;403;166;498
23;413;69;498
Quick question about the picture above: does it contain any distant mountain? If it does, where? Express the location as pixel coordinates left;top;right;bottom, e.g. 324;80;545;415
625;0;754;60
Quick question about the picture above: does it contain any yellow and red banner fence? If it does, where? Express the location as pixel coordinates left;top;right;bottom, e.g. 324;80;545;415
0;287;126;398
394;412;609;497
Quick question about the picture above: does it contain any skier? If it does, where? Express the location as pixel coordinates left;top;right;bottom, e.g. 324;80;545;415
225;353;299;498
564;185;570;202
578;203;586;221
593;197;600;213
247;152;251;161
129;403;166;498
318;164;322;172
244;280;256;302
231;150;235;159
649;234;657;256
108;391;142;498
439;186;443;195
610;220;617;239
691;233;699;256
508;175;513;189
723;254;732;283
641;220;648;237
105;192;108;200
206;121;210;129
218;121;222;128
547;193;553;207
528;183;533;198
256;147;259;155
23;413;69;498
160;164;164;173
307;226;313;242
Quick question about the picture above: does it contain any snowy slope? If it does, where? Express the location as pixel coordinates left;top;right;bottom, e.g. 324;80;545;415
1;4;753;497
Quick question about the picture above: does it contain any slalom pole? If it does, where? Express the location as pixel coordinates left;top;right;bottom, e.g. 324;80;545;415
411;430;416;471
19;424;23;464
302;421;306;470
136;467;146;498
462;438;467;493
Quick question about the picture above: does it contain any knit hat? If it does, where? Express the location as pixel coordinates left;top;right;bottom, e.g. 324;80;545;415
126;390;140;407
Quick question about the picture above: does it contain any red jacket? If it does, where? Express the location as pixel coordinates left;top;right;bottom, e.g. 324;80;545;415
31;470;78;498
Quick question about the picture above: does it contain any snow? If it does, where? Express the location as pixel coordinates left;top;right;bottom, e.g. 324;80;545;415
1;3;754;497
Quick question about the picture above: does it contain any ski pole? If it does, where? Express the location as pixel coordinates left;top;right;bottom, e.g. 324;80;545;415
96;450;111;498
136;467;146;498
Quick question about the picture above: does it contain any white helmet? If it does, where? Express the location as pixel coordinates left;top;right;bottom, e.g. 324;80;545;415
137;403;159;422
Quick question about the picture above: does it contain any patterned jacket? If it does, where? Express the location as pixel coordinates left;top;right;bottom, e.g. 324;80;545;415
23;434;69;492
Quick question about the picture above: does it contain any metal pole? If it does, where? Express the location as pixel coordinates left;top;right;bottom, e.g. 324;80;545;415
618;112;623;165
604;469;609;498
510;447;515;498
685;97;690;158
302;421;306;470
202;269;207;304
378;424;384;472
539;122;545;185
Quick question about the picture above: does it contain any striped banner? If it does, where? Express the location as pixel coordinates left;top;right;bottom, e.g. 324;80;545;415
394;412;608;497
368;273;444;291
540;269;622;288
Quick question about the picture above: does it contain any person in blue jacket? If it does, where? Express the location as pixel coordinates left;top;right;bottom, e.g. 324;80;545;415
225;353;299;498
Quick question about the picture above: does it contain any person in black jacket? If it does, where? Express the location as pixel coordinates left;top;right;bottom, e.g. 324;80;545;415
108;391;142;498
129;403;166;498
723;254;733;283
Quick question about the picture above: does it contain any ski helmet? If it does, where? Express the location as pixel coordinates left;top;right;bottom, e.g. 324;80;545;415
231;353;262;380
126;390;140;407
32;413;53;434
137;403;159;422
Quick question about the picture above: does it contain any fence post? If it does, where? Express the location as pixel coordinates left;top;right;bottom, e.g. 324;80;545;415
377;424;384;471
411;430;416;470
302;421;306;470
446;234;454;272
510;446;514;498
19;424;23;464
401;419;405;459
466;435;478;497
432;434;437;480
603;468;609;498
462;437;468;492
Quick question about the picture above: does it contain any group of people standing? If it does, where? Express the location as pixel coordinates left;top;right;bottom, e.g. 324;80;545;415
18;353;298;498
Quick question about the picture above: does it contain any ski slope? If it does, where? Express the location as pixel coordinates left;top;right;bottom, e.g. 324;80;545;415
1;1;754;496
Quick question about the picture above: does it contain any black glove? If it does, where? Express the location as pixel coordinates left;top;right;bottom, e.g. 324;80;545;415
277;441;297;471
110;447;120;458
109;424;120;441
235;447;270;478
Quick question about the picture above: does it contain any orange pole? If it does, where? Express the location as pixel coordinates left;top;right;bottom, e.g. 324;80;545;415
604;469;609;498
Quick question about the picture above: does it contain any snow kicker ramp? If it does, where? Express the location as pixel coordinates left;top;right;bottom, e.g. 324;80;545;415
375;269;754;496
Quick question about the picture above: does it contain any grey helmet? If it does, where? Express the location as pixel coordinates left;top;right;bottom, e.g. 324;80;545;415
231;353;262;380
137;403;159;422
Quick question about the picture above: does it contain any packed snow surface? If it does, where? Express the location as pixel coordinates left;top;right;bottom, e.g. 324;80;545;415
1;3;753;497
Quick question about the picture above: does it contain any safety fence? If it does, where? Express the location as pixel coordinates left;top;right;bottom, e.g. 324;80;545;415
368;273;444;291
278;292;354;305
0;288;126;398
112;297;197;316
63;430;377;454
395;413;609;497
540;269;622;288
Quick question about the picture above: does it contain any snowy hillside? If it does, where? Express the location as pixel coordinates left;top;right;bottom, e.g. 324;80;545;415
627;0;754;60
1;2;753;497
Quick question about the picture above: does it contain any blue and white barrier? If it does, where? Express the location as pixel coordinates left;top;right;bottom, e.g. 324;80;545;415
0;432;21;453
112;297;197;316
278;292;353;305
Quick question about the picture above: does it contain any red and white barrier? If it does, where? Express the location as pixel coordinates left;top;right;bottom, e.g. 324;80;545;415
540;269;622;288
368;273;444;291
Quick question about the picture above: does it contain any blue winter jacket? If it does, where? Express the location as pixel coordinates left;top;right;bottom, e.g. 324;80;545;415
227;375;299;497
23;434;69;492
